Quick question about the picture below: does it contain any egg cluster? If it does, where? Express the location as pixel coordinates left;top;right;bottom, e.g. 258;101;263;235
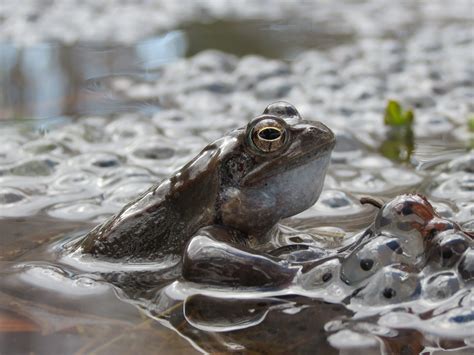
289;194;474;350
337;194;473;305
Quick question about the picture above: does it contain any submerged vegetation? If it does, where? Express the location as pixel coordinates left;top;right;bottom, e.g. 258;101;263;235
380;100;415;163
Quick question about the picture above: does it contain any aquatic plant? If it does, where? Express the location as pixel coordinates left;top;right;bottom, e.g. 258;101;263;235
380;100;415;163
384;100;414;127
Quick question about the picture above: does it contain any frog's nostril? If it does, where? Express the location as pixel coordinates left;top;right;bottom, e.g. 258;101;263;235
307;127;328;139
306;127;319;134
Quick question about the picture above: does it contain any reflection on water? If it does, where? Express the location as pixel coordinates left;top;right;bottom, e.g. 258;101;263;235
379;125;414;163
184;19;354;59
0;19;354;121
0;31;187;119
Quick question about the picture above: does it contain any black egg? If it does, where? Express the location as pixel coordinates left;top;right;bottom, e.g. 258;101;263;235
352;265;420;305
424;271;460;301
360;259;374;271
428;231;470;268
340;235;412;285
458;248;474;282
383;287;397;299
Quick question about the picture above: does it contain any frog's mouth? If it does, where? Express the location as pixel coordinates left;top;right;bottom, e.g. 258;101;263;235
242;138;335;186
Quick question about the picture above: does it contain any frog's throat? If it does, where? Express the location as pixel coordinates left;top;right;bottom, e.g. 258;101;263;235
242;141;334;186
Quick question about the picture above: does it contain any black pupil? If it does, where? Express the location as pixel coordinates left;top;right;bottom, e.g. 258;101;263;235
258;128;281;140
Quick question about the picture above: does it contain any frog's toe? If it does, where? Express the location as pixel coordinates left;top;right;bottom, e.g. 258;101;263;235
182;230;297;288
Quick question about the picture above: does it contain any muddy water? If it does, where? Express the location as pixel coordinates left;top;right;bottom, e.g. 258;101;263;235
1;1;474;354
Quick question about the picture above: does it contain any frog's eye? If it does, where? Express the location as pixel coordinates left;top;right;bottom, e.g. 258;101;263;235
263;101;301;119
249;117;288;153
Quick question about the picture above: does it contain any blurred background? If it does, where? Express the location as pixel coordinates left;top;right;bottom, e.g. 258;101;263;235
1;0;472;119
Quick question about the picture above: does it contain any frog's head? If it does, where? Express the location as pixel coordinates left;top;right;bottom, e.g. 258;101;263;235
218;102;336;234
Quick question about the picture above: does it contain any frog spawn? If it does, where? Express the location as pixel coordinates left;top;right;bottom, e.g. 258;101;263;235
328;194;473;307
287;194;472;307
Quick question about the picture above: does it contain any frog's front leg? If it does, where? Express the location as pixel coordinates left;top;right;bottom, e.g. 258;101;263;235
182;225;298;287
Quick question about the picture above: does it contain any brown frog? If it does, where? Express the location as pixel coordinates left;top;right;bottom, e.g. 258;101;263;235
78;102;335;286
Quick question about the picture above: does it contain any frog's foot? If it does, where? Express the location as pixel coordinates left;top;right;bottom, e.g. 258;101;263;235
182;225;298;288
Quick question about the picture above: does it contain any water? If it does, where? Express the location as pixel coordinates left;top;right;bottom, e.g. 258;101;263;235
1;0;473;354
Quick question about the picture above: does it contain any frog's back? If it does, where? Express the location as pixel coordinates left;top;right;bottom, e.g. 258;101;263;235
79;182;178;260
79;141;227;260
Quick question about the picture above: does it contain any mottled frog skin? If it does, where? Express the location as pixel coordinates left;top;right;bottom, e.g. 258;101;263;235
79;102;335;280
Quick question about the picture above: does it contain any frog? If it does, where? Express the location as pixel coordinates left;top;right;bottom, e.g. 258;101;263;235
78;102;336;287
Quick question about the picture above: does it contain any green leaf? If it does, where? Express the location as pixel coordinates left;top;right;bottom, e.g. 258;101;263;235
469;115;474;132
384;100;414;127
